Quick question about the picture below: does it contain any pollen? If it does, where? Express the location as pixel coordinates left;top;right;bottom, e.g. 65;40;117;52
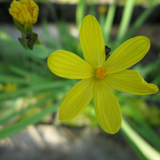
96;68;107;79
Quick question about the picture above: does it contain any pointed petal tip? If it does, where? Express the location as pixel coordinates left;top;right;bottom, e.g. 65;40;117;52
58;114;67;122
152;84;159;94
140;35;150;46
104;36;151;74
83;14;95;20
58;108;75;121
134;35;150;41
94;80;122;134
134;36;151;52
58;106;74;122
105;70;159;95
104;114;122;134
105;126;122;135
58;78;95;122
80;14;105;68
156;86;159;92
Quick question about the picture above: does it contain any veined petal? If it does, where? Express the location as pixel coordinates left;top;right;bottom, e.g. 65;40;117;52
105;70;159;95
47;50;95;79
103;36;150;74
80;15;105;69
94;80;122;134
58;78;95;121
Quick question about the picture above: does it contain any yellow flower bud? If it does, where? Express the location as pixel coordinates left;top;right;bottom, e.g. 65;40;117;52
98;6;107;14
9;0;39;25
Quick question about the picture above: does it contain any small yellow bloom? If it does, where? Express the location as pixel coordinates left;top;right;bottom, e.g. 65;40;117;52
3;82;17;92
9;0;39;25
47;15;159;134
98;5;107;14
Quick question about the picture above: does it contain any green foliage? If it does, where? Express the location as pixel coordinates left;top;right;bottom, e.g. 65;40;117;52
0;28;77;139
0;0;160;159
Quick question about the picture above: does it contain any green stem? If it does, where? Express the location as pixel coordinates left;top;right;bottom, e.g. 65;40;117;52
24;25;32;32
116;0;134;41
121;118;160;160
112;0;134;50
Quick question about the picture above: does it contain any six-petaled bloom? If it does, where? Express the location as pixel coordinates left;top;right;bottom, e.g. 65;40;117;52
47;15;159;134
9;0;39;25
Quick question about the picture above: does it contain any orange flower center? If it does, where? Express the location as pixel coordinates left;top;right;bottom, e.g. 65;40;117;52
96;68;106;79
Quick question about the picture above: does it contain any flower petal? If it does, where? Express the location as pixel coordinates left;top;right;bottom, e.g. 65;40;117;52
94;80;122;134
105;70;159;95
58;78;95;121
103;36;150;74
47;50;95;79
80;15;105;69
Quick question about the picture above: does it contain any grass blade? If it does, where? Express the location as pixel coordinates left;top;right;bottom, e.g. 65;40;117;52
76;0;86;29
124;0;158;41
0;102;60;139
121;118;160;160
104;0;117;44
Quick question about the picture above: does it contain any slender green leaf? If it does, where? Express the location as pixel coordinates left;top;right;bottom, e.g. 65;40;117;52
76;0;86;29
117;0;134;40
0;80;76;100
104;0;117;44
0;102;60;139
118;93;160;149
124;0;158;41
0;75;29;84
89;0;96;16
112;0;134;50
0;91;67;125
121;118;160;160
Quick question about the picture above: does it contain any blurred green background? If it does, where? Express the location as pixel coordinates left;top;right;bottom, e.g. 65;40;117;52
0;0;159;160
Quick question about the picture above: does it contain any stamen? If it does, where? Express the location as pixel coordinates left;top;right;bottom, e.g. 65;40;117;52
96;68;107;79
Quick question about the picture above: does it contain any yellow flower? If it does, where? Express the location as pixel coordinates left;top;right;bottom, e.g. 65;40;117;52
9;0;39;25
47;15;158;134
3;82;17;92
98;5;107;14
